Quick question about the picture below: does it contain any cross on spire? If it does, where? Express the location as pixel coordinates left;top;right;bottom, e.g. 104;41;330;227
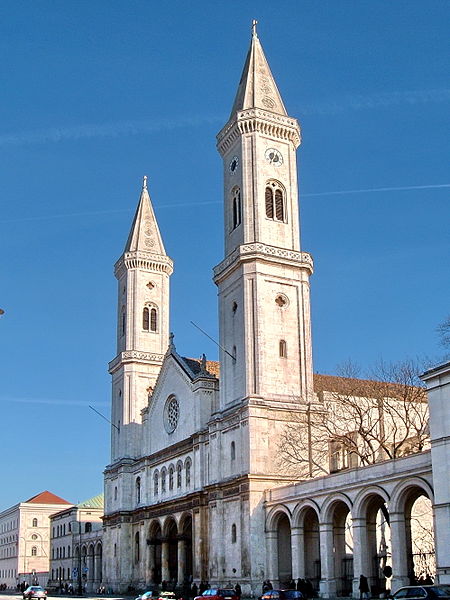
252;19;258;37
142;175;148;189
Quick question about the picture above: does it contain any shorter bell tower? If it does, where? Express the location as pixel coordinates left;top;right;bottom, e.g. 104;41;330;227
109;177;173;461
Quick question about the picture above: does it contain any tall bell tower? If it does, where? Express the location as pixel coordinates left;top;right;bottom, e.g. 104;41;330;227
109;177;173;461
214;23;314;410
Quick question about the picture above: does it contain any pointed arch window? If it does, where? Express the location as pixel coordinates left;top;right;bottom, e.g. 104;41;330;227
231;187;241;230
185;458;192;488
150;307;157;332
169;465;174;491
279;339;287;358
31;546;37;556
265;181;286;223
153;472;159;496
176;462;182;488
143;307;149;331
161;468;166;494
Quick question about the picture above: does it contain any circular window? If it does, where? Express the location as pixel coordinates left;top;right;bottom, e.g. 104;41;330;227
31;534;38;540
164;396;180;433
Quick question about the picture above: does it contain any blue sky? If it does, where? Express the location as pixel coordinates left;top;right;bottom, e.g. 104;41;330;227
0;1;449;511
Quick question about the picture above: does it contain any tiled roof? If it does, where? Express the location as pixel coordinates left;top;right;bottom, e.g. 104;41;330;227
182;357;220;378
25;491;71;505
177;361;423;399
77;493;104;509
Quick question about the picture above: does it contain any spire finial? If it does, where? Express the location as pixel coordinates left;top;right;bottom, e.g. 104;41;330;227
142;175;148;190
252;19;258;38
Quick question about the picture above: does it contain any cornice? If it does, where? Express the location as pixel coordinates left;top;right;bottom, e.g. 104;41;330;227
213;242;313;283
217;108;301;155
109;350;165;374
114;250;174;279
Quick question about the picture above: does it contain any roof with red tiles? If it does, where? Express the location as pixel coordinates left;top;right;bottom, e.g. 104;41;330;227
180;360;423;399
25;491;72;504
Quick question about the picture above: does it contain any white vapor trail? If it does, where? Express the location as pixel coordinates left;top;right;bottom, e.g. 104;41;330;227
0;89;448;147
0;184;448;224
3;396;109;407
0;115;222;147
297;88;450;115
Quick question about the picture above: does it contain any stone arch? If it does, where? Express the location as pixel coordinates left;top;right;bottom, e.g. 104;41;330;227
179;512;193;583
390;477;434;514
353;487;391;596
163;517;179;583
148;519;163;584
294;502;321;591
321;496;354;596
266;504;292;531
390;477;435;585
266;508;292;587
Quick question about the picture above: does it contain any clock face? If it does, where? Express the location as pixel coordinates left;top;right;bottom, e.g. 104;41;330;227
229;156;239;173
265;148;283;166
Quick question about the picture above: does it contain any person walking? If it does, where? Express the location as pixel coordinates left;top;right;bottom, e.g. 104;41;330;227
359;575;370;600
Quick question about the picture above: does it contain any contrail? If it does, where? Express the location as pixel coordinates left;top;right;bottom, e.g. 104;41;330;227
0;89;448;147
296;88;450;116
302;183;450;198
0;184;448;224
0;115;222;147
2;396;109;407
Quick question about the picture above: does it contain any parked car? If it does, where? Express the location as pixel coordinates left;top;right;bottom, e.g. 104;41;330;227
261;591;304;600
136;592;154;600
195;589;238;600
23;586;47;600
391;586;450;600
156;593;177;600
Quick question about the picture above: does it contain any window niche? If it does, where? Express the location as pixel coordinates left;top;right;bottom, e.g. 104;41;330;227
231;187;242;230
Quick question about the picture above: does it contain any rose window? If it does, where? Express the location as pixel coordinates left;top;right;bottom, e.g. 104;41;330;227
164;396;179;433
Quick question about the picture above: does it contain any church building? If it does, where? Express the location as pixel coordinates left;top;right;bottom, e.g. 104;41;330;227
102;25;448;597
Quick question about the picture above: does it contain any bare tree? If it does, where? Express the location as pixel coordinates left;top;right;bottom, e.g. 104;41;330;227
277;359;429;479
437;315;450;349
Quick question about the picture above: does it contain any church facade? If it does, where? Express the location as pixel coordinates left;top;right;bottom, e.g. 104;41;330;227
102;27;448;597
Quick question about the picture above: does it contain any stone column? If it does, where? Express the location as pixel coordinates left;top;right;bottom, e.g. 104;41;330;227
352;518;370;598
95;550;102;587
148;543;156;584
161;540;170;583
319;522;336;598
390;512;409;591
291;526;305;580
266;531;278;586
88;551;95;592
177;538;186;586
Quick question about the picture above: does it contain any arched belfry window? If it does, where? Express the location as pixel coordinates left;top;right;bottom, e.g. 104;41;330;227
265;181;286;222
279;339;287;358
121;307;126;337
143;307;149;331
231;187;241;230
150;307;157;332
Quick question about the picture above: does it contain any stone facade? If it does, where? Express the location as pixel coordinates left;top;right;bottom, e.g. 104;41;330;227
102;26;445;597
48;494;103;593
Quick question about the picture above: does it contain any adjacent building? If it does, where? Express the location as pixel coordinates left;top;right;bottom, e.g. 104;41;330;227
0;491;72;589
48;494;104;593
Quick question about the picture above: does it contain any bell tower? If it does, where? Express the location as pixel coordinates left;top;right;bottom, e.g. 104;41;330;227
109;176;173;461
214;23;314;410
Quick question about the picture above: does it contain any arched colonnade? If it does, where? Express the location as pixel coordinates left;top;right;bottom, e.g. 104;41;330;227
74;542;103;592
266;475;434;598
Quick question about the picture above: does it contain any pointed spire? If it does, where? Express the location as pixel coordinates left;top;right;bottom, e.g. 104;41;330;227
124;176;166;255
229;21;287;119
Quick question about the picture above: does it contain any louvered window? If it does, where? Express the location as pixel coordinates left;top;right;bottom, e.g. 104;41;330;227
143;307;149;330
150;308;157;332
265;181;286;222
265;187;274;218
232;188;241;230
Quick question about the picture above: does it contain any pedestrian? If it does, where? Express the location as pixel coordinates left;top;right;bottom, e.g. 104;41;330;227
234;583;241;598
359;575;369;600
191;582;198;598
